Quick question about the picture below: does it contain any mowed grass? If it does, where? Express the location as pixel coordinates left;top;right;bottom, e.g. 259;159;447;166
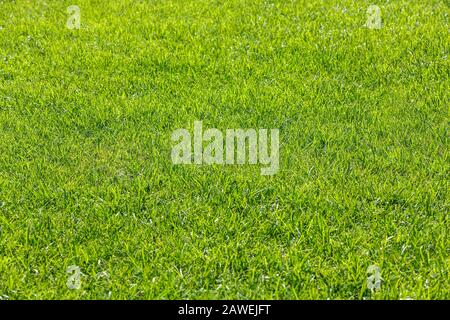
0;0;448;299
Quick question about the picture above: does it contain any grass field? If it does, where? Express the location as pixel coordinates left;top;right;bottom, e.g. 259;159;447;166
0;0;448;299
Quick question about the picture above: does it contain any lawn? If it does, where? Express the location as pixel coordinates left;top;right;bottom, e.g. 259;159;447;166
0;0;448;299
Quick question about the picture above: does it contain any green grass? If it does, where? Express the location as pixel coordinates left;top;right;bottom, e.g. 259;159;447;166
0;0;448;299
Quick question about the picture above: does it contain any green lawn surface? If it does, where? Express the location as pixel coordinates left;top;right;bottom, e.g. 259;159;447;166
0;0;448;299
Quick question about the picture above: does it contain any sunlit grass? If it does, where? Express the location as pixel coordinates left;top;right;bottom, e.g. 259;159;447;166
0;0;448;299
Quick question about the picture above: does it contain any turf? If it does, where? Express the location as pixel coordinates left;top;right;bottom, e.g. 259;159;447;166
0;0;448;299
